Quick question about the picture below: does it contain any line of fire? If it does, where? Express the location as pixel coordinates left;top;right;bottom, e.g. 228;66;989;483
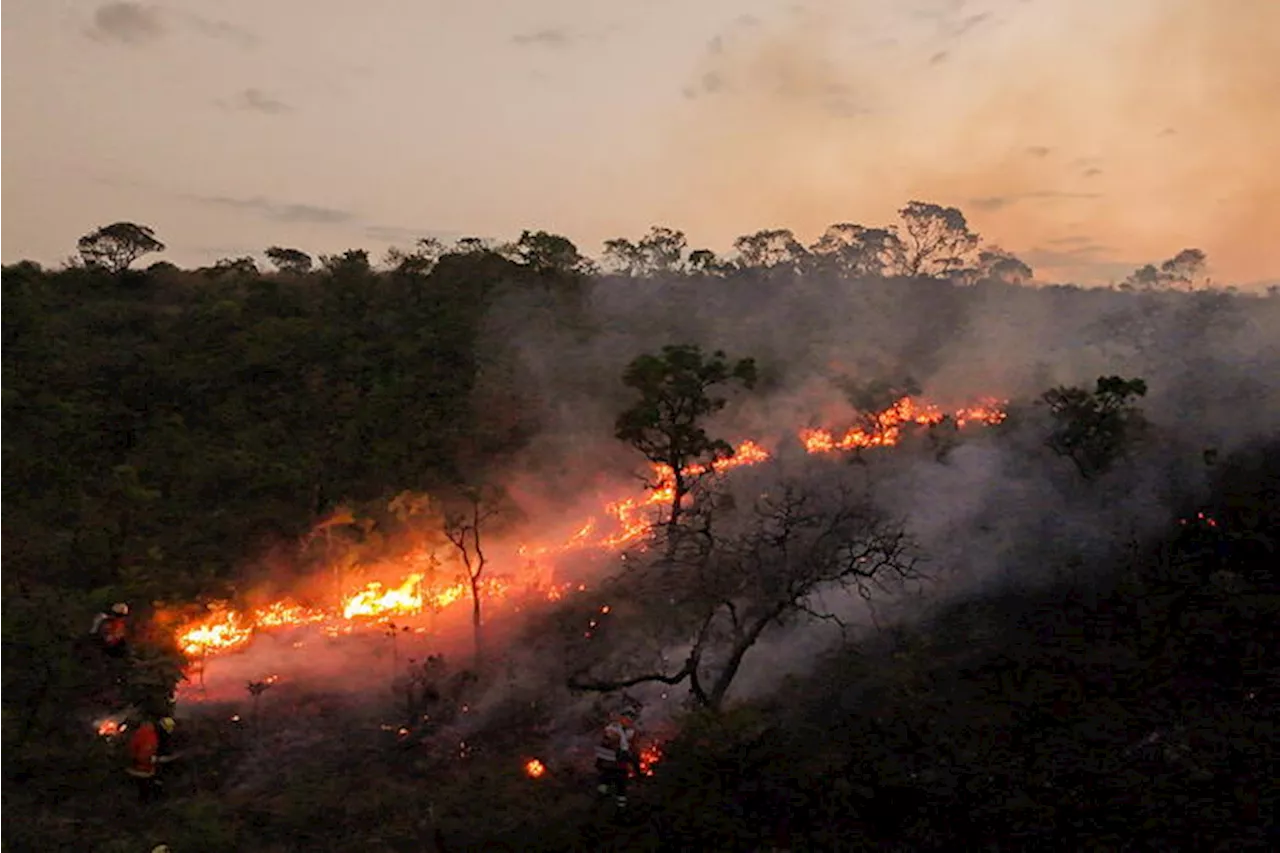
94;394;1007;783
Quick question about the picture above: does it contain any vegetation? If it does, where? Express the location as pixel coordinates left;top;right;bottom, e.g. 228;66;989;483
3;210;1277;850
614;344;758;529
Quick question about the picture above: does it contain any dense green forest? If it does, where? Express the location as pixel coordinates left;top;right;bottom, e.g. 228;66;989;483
3;206;1278;851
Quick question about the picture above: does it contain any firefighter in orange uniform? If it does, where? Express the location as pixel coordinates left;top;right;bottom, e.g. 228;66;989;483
126;716;175;803
595;707;642;809
90;603;131;658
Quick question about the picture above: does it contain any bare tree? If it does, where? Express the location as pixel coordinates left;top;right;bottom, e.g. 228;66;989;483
443;485;506;665
566;476;920;711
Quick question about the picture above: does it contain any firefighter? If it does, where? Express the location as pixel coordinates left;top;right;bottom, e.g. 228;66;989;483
595;707;642;809
90;603;131;658
126;716;176;804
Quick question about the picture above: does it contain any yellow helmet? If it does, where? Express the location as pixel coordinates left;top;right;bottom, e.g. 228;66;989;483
111;602;130;616
151;846;172;853
159;717;176;734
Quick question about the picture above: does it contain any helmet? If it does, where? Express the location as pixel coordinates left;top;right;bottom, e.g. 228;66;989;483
152;846;172;853
159;717;176;734
111;603;129;616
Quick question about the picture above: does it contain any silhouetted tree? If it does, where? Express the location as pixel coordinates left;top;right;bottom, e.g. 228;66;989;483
808;223;901;278
77;222;165;273
514;230;592;276
1042;375;1148;479
733;229;807;270
894;201;979;277
264;246;313;274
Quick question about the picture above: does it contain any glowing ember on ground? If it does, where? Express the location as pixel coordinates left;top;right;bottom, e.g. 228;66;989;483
638;742;662;776
95;718;124;737
524;758;547;778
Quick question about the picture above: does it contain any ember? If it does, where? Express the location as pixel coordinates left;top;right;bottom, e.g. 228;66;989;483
638;742;662;776
524;758;546;778
95;718;124;737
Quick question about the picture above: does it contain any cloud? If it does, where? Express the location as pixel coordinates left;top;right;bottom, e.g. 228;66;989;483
969;190;1103;212
512;28;573;48
177;12;257;48
87;3;164;45
657;0;1280;286
193;195;354;225
86;3;256;48
223;88;292;115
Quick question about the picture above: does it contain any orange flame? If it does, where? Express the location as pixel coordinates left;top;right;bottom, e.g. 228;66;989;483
96;718;124;737
171;395;1006;662
343;573;424;619
524;758;546;778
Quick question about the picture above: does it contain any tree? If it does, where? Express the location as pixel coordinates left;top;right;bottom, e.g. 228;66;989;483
513;230;592;276
602;237;644;276
443;485;508;665
205;256;259;279
894;201;979;277
733;229;807;270
975;247;1033;284
637;226;688;275
1121;248;1207;291
808;223;901;278
603;227;688;276
77;222;165;273
615;345;757;530
319;249;371;278
383;237;444;276
452;237;493;255
687;249;726;276
1042;376;1148;479
264;246;313;275
566;477;919;711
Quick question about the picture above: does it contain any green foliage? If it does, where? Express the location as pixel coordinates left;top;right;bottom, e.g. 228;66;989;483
1042;375;1149;478
615;344;757;522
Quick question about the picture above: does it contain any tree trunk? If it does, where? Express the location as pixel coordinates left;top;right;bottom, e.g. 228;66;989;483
470;580;483;665
706;611;781;710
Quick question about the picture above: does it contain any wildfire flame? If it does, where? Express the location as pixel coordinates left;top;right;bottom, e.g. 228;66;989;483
343;573;424;619
524;758;546;778
172;396;1005;661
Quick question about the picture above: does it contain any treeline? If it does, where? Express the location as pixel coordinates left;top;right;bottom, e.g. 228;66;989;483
51;202;1215;288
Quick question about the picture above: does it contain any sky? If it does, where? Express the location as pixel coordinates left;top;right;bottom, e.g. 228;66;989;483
3;0;1278;286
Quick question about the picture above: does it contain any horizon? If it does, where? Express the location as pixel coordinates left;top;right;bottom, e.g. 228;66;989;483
4;0;1278;288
